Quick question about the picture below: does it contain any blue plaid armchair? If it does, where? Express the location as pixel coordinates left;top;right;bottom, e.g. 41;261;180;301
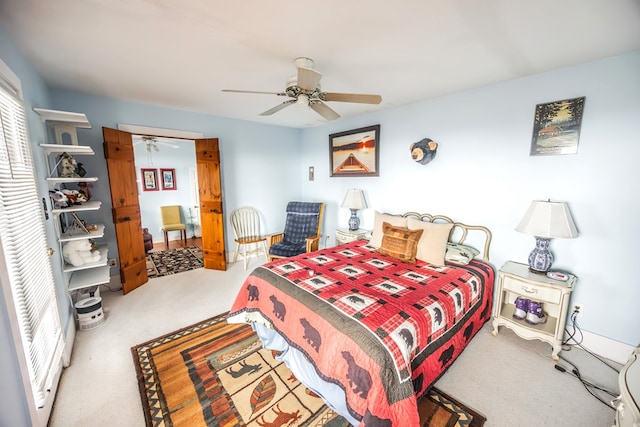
267;201;324;261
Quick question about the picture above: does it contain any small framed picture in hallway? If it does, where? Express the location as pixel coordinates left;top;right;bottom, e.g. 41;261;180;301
161;168;176;190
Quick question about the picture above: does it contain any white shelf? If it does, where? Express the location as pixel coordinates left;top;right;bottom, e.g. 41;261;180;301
47;176;98;184
40;143;94;156
52;200;101;215
59;224;105;242
68;265;110;292
63;244;108;273
33;108;91;129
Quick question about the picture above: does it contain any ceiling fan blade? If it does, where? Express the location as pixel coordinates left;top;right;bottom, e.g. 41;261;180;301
297;67;322;91
260;100;296;116
223;89;287;96
310;101;341;121
322;92;382;104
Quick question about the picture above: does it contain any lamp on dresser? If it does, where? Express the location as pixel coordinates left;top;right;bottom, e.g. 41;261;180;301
341;189;368;231
515;199;579;273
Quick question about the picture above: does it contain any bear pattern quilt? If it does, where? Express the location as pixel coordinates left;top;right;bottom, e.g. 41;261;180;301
228;240;494;426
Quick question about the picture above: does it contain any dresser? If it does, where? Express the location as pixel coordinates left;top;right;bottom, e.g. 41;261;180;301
613;345;640;426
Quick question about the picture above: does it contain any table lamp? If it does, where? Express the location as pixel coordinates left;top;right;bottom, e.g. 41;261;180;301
341;189;368;231
515;200;578;273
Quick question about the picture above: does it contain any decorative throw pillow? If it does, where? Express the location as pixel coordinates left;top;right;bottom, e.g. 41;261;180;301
377;222;423;264
407;218;454;267
369;211;408;248
445;243;480;265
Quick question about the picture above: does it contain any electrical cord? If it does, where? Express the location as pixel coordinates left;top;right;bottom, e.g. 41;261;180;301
563;309;620;373
553;363;615;409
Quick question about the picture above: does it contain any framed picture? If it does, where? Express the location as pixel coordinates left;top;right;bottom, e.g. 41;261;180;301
530;96;585;156
161;168;177;190
329;124;380;177
141;168;158;191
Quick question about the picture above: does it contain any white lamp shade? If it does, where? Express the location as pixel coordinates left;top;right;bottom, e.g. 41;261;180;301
341;189;368;210
516;200;579;239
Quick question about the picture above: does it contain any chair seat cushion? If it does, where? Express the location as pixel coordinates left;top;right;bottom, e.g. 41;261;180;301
162;223;186;231
269;241;307;258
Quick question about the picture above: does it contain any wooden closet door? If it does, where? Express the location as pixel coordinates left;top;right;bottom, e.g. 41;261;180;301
196;138;227;270
103;127;148;294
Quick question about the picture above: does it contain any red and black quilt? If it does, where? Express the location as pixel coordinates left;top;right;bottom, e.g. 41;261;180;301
228;240;494;426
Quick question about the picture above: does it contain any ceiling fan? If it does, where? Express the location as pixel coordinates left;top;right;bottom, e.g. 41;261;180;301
223;57;382;121
133;136;180;165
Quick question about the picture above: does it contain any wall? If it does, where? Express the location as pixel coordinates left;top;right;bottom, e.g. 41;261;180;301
48;90;304;269
299;51;640;356
134;139;199;242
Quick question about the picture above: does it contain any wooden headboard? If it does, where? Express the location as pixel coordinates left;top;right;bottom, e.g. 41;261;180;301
401;212;493;262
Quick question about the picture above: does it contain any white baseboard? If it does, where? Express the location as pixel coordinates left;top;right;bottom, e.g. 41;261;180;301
565;327;635;365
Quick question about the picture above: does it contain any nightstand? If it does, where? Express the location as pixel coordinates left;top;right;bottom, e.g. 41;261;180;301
492;261;576;361
335;228;371;245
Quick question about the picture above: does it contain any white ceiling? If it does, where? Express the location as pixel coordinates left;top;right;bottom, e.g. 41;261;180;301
1;0;639;128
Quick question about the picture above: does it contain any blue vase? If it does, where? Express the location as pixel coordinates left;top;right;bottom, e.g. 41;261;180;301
528;237;553;272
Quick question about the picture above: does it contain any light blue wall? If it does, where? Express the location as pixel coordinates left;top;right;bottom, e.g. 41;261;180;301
300;51;640;348
48;90;303;268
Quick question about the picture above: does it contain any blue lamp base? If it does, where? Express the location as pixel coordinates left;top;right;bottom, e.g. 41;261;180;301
528;236;554;273
348;209;360;231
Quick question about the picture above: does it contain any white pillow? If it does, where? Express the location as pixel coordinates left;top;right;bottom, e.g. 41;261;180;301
368;211;408;248
407;218;453;266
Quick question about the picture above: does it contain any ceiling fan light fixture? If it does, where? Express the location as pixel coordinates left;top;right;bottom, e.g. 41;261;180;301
297;94;309;106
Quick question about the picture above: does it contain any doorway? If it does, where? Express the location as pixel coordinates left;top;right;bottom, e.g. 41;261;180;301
132;135;200;248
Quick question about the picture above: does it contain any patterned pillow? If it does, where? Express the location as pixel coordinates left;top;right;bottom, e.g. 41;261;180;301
445;243;480;265
377;222;424;264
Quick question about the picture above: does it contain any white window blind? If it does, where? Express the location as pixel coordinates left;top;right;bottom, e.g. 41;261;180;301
0;82;63;410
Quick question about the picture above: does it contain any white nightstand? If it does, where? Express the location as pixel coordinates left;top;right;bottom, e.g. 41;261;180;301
492;261;576;361
335;228;371;245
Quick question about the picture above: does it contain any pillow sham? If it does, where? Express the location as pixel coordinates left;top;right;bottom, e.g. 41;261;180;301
368;211;408;248
377;222;423;264
445;243;480;265
407;218;454;267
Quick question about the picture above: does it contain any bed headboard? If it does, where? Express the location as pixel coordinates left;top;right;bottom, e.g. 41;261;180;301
401;212;492;262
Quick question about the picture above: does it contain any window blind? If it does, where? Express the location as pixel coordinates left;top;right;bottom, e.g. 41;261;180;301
0;83;63;411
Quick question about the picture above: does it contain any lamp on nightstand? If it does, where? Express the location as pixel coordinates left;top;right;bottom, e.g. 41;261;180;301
516;200;579;273
341;189;368;231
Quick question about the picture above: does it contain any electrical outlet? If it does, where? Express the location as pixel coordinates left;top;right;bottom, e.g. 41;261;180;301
108;258;117;267
572;303;583;316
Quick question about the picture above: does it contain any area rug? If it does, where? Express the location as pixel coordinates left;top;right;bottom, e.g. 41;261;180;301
132;314;486;427
146;246;203;278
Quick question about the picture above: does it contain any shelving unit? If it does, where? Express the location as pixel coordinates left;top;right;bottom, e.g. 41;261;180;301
36;108;110;307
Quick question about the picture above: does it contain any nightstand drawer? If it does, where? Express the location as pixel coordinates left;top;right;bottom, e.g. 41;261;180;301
502;276;562;304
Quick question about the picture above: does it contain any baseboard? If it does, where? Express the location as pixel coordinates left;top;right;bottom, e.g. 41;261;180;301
565;327;635;365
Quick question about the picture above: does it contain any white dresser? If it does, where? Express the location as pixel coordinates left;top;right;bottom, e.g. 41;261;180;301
613;345;640;427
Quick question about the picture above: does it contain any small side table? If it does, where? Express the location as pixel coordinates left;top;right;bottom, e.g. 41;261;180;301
492;261;576;361
335;228;371;245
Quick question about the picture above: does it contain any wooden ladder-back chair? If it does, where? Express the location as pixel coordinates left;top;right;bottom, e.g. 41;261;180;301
230;206;268;270
160;205;187;248
267;201;324;261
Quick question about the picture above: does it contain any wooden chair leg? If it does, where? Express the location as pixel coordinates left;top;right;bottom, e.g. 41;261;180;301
164;231;169;248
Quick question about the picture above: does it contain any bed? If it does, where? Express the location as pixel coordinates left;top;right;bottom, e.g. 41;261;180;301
227;212;495;426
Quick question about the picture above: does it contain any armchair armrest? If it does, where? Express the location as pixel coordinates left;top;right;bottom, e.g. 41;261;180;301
267;232;284;249
305;234;321;253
